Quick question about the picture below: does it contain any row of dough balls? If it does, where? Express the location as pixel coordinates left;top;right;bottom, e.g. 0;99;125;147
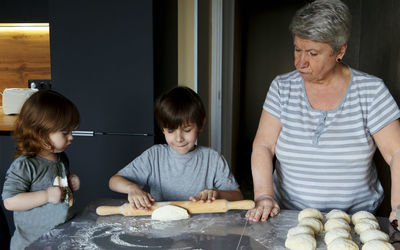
352;211;393;250
324;209;357;250
285;208;323;250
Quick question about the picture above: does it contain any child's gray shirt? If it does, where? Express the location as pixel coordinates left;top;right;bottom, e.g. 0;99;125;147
119;145;239;201
2;153;74;250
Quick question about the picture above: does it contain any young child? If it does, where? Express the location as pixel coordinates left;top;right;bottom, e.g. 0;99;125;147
2;90;80;250
109;86;243;210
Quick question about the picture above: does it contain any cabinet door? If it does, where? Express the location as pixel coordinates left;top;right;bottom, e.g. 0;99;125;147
49;0;154;133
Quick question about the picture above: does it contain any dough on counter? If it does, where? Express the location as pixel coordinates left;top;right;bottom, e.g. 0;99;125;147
151;205;190;221
285;233;316;250
361;240;395;250
351;211;377;225
324;228;352;245
298;208;323;221
325;209;351;223
354;219;380;235
298;217;323;234
324;218;351;232
359;229;389;244
327;238;358;250
287;225;315;237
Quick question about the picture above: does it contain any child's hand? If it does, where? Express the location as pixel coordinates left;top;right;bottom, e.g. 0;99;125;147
68;174;80;192
47;186;64;203
127;187;155;210
189;189;218;203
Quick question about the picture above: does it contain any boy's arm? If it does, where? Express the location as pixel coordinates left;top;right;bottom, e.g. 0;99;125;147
3;186;64;211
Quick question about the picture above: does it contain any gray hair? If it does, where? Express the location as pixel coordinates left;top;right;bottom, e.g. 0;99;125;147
289;0;352;53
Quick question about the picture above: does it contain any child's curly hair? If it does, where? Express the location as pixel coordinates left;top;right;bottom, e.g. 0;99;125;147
13;90;80;157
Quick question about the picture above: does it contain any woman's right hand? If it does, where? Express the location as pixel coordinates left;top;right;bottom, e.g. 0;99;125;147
127;187;155;210
245;195;280;222
47;186;64;203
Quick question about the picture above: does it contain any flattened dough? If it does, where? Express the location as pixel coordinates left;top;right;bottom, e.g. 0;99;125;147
298;208;323;221
151;205;190;221
324;218;351;232
351;211;377;225
361;240;394;250
327;238;358;250
285;233;316;250
324;228;352;245
325;209;351;223
287;225;315;237
298;217;323;234
360;229;389;244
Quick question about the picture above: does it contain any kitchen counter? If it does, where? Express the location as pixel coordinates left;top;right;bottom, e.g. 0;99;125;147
26;199;400;250
0;106;16;131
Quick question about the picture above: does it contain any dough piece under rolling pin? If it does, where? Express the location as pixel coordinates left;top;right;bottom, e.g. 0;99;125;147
151;205;190;221
285;233;316;250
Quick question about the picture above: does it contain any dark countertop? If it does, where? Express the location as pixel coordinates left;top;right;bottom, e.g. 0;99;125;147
27;199;400;250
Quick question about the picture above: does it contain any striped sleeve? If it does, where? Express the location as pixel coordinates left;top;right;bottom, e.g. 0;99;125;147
263;77;282;119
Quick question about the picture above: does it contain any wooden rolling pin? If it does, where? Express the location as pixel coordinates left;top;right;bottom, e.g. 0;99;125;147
96;199;255;216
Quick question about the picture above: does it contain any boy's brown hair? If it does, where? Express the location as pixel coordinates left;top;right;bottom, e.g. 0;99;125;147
13;90;80;157
154;86;205;130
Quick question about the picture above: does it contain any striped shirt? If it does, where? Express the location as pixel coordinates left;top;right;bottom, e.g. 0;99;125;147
263;67;400;213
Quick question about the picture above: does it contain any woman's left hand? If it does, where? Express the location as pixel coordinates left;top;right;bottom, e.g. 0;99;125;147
68;174;80;192
189;189;218;202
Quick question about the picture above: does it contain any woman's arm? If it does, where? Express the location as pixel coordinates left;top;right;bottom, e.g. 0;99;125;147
372;119;400;222
246;110;282;222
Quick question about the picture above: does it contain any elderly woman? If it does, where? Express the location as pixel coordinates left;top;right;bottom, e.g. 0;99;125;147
246;0;400;222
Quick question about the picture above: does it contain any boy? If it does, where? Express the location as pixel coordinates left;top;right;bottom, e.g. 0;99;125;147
109;86;242;210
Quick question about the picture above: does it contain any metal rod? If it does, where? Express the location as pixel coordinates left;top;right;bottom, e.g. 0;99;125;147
72;131;153;137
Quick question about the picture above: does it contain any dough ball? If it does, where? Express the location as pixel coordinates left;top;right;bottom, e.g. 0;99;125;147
324;228;352;245
287;225;315;237
325;209;351;224
298;208;323;221
151;205;190;221
324;218;351;232
351;211;377;225
298;217;323;234
361;240;394;250
354;219;380;235
360;229;389;244
285;233;316;250
327;238;358;250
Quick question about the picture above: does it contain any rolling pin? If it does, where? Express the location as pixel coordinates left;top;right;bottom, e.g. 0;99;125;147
96;199;255;216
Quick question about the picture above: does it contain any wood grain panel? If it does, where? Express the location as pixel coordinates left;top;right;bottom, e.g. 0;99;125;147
0;28;51;104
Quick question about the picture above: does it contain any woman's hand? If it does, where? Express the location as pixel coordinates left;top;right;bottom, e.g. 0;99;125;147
68;174;80;192
127;186;155;210
245;195;280;222
47;186;64;203
189;189;218;202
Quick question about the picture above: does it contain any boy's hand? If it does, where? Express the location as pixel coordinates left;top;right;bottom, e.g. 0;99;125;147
47;186;64;203
68;174;80;192
127;186;155;210
189;189;218;202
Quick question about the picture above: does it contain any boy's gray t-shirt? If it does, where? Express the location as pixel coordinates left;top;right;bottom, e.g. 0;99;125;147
119;145;239;201
2;153;74;250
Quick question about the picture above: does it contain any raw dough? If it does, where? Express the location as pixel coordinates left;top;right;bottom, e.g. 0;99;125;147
298;208;323;221
324;228;352;245
285;233;316;250
287;225;315;237
298;217;323;234
324;218;351;232
361;240;395;250
325;209;351;223
359;229;389;244
151;205;190;221
354;219;380;234
351;211;377;225
327;238;358;250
